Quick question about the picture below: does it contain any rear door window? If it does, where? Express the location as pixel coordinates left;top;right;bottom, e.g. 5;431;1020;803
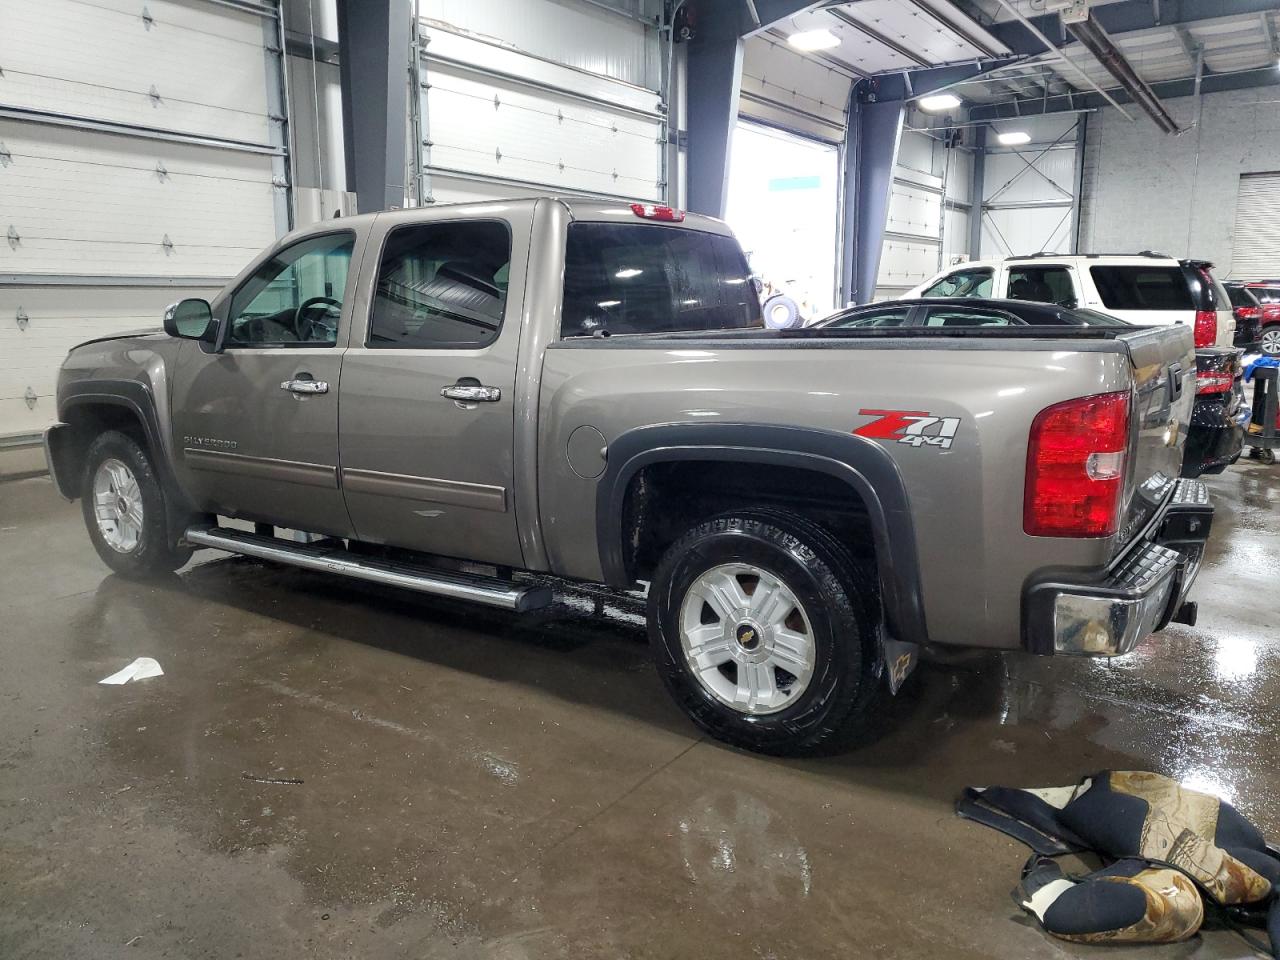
1226;285;1257;308
922;268;992;298
366;220;511;348
1089;266;1194;310
1007;265;1076;305
561;223;762;337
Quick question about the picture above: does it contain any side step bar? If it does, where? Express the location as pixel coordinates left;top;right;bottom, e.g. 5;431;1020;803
184;525;552;613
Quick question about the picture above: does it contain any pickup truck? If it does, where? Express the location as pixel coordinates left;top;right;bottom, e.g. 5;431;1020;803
45;198;1212;756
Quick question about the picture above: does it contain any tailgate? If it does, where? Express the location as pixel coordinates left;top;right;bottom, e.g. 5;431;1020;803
1114;325;1196;546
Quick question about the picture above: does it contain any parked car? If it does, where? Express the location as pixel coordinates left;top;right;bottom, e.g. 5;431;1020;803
1241;282;1280;356
906;253;1237;349
818;298;1242;479
1222;282;1264;350
1185;348;1247;477
44;199;1210;756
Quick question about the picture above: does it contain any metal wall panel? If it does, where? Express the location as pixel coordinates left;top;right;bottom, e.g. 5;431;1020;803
0;0;287;449
418;24;663;204
739;37;850;144
2;0;275;144
0;120;278;277
1232;172;1280;279
427;0;659;91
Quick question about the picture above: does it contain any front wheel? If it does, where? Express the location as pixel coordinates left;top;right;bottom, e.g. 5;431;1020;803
647;510;882;756
81;430;192;578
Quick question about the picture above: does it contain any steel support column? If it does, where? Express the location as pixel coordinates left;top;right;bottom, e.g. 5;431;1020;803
969;124;986;259
683;30;743;218
840;91;905;306
336;0;411;213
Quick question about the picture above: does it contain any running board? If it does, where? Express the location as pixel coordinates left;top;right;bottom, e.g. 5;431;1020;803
184;525;552;612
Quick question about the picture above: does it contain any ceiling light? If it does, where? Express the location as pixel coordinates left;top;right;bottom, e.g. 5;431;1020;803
787;29;840;52
997;130;1032;145
919;93;962;112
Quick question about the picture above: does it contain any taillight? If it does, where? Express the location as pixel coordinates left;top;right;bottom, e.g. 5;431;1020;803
631;203;685;222
1193;309;1217;347
1196;371;1233;395
1025;391;1130;538
1236;306;1260;320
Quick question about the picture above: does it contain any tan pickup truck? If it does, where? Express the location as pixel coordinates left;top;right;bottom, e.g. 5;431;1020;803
45;198;1211;755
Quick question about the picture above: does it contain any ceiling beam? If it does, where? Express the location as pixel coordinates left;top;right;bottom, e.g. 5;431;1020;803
968;64;1280;120
984;0;1280;57
742;0;829;36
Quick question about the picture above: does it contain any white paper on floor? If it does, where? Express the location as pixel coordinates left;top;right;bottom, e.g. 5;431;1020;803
99;658;164;685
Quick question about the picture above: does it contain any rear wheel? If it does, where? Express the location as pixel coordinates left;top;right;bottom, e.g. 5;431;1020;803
647;509;882;756
81;430;192;578
1261;325;1280;356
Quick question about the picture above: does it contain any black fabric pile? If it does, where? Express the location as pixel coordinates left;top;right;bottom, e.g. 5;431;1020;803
958;771;1280;952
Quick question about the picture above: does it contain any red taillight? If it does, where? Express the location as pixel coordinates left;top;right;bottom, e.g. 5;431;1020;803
1025;391;1130;538
1196;371;1234;395
630;203;685;222
1236;306;1260;320
1193;309;1217;347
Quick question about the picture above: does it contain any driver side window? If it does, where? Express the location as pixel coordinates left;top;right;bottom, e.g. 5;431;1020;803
922;268;992;299
225;233;355;347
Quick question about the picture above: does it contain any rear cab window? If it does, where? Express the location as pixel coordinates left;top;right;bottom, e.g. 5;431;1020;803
561;223;762;337
1089;266;1194;311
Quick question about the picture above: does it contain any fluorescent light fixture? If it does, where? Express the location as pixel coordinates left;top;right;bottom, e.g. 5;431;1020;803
919;93;962;112
615;268;643;279
787;29;840;51
997;130;1032;145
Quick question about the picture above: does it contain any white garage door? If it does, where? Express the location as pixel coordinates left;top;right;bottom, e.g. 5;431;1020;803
414;22;664;205
0;0;288;449
1232;172;1280;279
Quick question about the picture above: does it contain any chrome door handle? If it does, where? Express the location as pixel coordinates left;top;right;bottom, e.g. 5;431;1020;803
281;378;329;395
441;383;501;403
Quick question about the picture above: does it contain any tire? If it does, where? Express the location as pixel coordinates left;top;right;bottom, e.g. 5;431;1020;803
647;509;882;756
762;294;803;330
81;430;192;578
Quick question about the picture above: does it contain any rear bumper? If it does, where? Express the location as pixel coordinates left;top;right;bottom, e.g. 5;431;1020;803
1023;479;1212;657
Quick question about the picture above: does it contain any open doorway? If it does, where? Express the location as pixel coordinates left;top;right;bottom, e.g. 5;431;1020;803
726;121;841;323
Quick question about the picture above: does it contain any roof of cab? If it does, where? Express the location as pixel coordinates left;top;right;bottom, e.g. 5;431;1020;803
283;196;734;242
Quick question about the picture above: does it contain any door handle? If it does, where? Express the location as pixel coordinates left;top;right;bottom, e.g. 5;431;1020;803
281;377;329;395
441;381;501;403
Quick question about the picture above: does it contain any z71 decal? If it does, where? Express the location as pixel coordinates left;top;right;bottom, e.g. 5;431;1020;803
853;409;961;451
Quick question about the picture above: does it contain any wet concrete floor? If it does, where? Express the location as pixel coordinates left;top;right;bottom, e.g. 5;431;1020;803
1;460;1278;959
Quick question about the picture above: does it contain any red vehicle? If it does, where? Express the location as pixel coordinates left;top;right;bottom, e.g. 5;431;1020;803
1242;282;1280;355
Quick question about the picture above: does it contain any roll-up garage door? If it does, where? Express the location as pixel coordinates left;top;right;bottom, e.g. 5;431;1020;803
0;0;288;452
414;22;664;205
1231;173;1280;279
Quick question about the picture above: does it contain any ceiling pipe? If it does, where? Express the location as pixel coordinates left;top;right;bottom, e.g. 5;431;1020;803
990;0;1135;122
1066;14;1182;133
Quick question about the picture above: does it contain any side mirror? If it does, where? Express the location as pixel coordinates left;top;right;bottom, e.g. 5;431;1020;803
750;276;764;295
163;299;217;342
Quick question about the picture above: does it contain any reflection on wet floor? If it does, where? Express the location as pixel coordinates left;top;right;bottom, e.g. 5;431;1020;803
0;458;1277;959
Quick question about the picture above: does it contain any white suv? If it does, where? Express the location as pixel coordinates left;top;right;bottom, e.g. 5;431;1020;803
905;254;1237;348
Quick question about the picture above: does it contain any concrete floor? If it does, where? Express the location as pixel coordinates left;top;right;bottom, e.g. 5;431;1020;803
1;461;1277;960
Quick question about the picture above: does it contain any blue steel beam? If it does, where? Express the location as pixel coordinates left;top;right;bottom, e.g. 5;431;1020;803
841;90;906;306
684;27;745;217
336;0;411;213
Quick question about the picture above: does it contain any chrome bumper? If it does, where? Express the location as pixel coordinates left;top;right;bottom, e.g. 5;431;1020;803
1025;479;1212;657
